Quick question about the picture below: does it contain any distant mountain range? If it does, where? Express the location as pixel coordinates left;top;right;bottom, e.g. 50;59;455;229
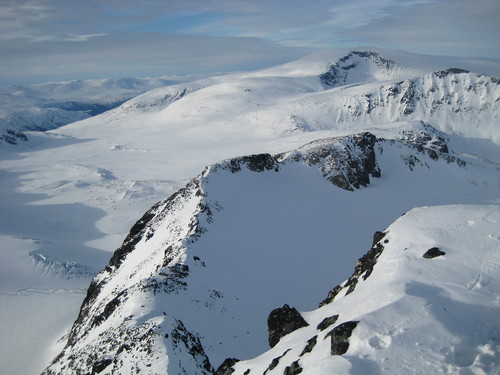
0;75;209;144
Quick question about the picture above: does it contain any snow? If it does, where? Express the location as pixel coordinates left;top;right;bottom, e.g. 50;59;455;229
42;130;500;374
0;74;212;137
232;204;500;374
0;47;498;374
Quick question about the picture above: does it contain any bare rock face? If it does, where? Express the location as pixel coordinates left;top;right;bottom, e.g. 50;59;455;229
326;321;359;355
316;315;339;331
1;123;28;144
267;304;309;348
277;132;381;191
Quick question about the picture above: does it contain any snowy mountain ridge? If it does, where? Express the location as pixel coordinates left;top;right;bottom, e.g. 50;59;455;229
41;124;499;374
0;48;498;375
65;50;499;147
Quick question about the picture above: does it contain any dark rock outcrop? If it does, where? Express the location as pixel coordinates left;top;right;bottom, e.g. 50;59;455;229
171;319;214;373
423;247;446;259
320;231;387;307
214;357;239;375
326;321;359;355
1;127;28;144
283;360;303;375
268;304;309;348
218;153;279;174
316;315;339;331
320;51;397;87
278;132;381;191
299;336;318;357
264;349;291;374
433;68;470;78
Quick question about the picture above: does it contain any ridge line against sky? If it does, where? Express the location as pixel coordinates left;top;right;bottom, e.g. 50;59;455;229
1;0;499;86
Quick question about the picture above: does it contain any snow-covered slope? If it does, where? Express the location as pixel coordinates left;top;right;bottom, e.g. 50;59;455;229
42;126;499;374
60;49;499;146
0;48;499;375
228;204;499;375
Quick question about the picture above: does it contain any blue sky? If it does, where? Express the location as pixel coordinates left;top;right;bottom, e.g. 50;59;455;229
1;0;499;85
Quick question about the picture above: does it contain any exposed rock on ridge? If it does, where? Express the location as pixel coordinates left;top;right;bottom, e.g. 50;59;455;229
320;231;387;307
267;304;309;348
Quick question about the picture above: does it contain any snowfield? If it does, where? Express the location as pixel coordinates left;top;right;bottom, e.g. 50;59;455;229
0;48;498;375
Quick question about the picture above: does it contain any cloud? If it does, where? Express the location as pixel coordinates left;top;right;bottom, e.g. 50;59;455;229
0;32;313;85
335;0;500;58
0;0;498;85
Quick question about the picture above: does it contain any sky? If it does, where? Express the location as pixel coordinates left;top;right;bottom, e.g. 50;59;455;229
1;0;499;86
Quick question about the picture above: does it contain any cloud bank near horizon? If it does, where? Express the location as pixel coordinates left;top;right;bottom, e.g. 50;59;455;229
1;0;498;85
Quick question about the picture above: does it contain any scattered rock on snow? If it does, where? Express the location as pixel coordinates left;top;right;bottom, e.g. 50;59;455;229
319;231;387;306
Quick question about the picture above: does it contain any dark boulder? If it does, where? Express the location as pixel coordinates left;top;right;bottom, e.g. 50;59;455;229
423;247;446;259
326;321;359;355
299;336;318;356
264;349;291;373
268;304;309;348
91;358;113;374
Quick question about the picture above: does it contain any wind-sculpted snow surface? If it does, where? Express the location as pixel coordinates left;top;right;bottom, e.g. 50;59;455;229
42;128;499;375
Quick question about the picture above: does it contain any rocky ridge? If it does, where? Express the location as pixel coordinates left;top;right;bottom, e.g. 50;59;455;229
41;125;471;375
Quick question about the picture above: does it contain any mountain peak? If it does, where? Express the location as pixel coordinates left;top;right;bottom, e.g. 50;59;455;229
320;50;399;86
